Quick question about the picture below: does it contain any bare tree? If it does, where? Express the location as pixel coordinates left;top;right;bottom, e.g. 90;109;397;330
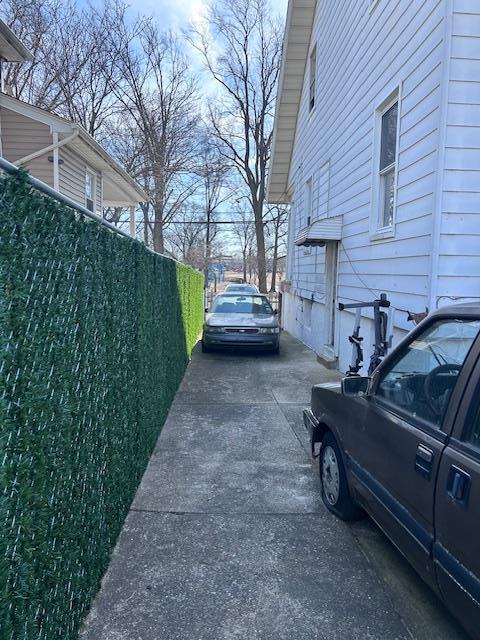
232;206;256;283
1;0;82;109
190;0;283;292
196;136;234;287
0;0;122;136
54;1;126;138
166;212;207;268
265;204;288;292
108;19;201;253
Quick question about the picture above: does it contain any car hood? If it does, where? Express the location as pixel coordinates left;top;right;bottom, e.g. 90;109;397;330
206;312;278;328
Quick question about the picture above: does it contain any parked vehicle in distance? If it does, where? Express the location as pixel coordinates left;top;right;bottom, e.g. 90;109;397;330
303;304;480;639
224;283;260;294
203;293;280;353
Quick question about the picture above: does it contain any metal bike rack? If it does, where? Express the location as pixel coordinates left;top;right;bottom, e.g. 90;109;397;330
338;293;395;376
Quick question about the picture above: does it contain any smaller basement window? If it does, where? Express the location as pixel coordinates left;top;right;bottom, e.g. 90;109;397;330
309;46;317;112
85;171;95;212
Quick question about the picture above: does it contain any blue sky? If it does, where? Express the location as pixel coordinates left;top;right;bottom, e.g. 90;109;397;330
121;0;289;31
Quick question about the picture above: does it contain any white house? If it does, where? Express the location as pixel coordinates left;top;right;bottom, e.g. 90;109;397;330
268;0;480;374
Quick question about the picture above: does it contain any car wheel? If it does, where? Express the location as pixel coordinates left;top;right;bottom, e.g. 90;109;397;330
271;344;280;354
319;431;363;521
201;341;210;353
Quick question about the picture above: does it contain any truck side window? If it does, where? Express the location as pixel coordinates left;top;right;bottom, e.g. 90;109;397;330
376;319;480;428
466;406;480;449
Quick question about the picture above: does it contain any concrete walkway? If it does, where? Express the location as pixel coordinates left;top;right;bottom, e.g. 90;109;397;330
81;333;467;640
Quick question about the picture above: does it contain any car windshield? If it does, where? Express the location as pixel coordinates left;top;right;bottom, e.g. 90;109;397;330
225;285;258;293
212;295;273;315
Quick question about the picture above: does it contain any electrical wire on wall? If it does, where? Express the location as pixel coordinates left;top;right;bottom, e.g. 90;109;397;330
340;240;416;320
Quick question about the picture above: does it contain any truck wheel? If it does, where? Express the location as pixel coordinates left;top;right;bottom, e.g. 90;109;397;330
319;431;363;521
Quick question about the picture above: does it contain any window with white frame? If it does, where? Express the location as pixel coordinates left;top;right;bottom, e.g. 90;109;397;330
85;170;95;212
377;97;398;230
309;46;317;112
305;177;313;226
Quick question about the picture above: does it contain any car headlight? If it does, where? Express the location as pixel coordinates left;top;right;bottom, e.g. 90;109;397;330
259;327;280;334
205;325;225;333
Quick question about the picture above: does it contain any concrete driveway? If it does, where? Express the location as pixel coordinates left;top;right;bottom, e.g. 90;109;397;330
81;333;468;640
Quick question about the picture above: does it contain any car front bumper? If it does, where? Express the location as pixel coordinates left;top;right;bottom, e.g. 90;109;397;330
203;332;279;350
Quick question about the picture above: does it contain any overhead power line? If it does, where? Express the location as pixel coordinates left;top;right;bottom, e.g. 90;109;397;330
106;216;287;226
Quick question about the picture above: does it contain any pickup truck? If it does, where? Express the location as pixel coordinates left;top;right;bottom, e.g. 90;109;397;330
304;303;480;639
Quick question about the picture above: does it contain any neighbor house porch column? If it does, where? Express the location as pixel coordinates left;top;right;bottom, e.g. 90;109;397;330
129;205;136;239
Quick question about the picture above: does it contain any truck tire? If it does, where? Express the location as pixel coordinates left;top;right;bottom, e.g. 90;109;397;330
319;431;363;521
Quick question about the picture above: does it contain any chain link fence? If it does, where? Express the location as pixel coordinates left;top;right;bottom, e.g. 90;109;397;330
0;170;203;639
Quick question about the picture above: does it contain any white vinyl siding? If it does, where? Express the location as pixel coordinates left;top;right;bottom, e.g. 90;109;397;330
437;0;480;304
282;0;451;368
288;0;445;326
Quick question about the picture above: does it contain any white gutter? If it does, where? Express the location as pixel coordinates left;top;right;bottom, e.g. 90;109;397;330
14;128;79;167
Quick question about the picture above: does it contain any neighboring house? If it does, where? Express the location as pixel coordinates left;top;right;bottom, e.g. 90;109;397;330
0;21;146;234
268;0;480;373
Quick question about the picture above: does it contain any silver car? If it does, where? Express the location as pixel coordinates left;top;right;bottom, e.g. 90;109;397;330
224;283;260;293
202;293;280;353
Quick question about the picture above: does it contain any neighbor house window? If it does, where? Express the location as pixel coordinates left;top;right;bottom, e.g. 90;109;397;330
85;171;95;212
309;46;317;112
378;100;398;229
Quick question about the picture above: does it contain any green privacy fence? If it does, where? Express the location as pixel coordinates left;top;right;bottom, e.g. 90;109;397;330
0;170;204;639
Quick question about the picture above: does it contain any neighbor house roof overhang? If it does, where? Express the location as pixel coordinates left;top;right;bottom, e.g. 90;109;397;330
0;93;147;206
0;20;33;62
267;0;316;204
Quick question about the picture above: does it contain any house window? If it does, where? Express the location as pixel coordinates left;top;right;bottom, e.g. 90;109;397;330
85;171;95;212
378;100;398;229
305;177;313;226
309;46;317;112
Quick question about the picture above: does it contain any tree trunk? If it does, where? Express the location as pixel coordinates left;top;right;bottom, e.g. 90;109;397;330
153;208;164;254
204;208;212;289
242;249;247;282
270;257;277;293
139;203;149;245
253;201;267;292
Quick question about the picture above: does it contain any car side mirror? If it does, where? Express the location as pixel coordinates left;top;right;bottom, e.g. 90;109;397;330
341;376;371;397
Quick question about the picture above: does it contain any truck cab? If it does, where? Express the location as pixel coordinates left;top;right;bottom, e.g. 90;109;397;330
304;304;480;639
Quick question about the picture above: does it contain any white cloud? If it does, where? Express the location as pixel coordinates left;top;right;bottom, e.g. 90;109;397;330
126;0;208;30
127;0;287;32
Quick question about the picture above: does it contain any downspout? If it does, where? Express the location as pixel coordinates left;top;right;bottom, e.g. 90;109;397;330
52;131;59;190
429;0;453;311
14;127;79;167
